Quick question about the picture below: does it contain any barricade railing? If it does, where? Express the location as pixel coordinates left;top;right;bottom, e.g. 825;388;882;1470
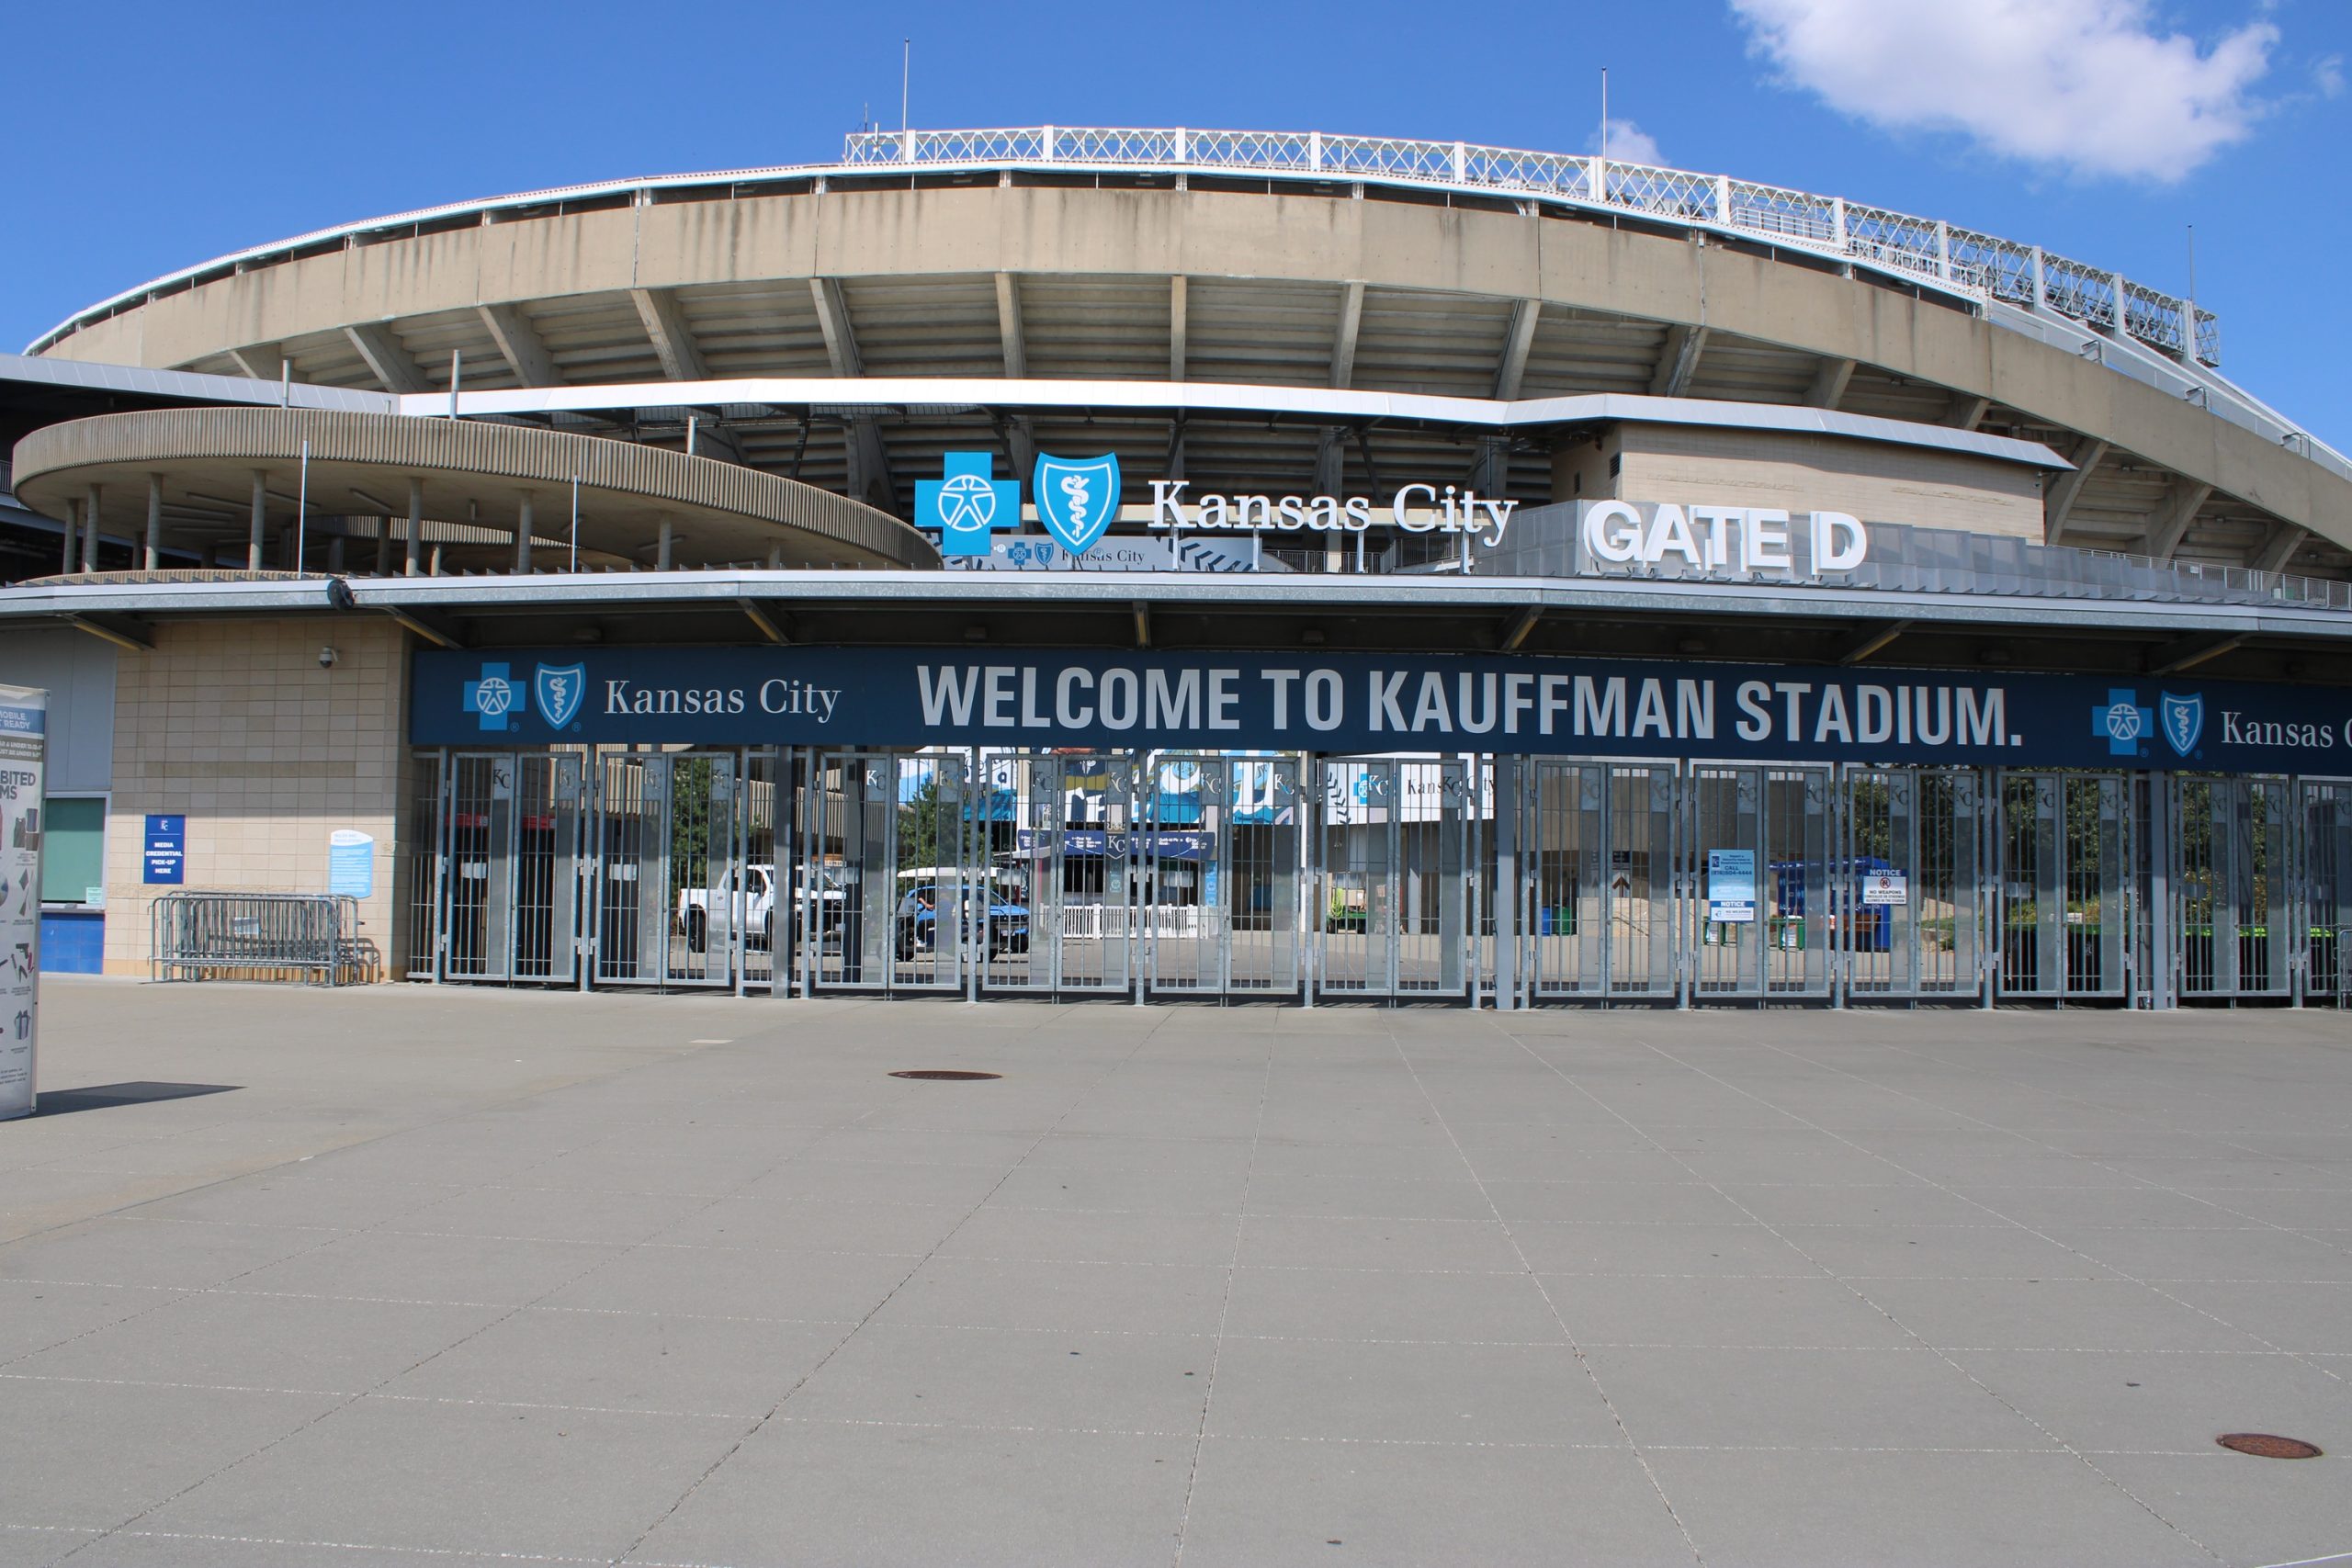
150;891;363;985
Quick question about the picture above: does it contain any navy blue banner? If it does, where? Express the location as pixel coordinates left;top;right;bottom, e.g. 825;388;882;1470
411;647;2352;773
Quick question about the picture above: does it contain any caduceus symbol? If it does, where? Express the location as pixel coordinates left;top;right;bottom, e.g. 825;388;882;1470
1059;473;1091;525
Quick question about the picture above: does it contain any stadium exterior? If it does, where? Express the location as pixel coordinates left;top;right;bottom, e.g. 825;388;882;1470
5;126;2351;1008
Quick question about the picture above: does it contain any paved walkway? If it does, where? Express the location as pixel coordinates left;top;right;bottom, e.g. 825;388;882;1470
3;981;2348;1566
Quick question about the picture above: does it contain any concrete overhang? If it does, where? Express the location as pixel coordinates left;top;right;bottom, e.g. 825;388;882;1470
9;408;939;570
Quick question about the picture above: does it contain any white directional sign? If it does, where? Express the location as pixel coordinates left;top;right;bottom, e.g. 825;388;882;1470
0;683;47;1121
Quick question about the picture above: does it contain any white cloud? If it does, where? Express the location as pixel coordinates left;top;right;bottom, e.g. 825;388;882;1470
1729;0;2278;182
1589;118;1665;166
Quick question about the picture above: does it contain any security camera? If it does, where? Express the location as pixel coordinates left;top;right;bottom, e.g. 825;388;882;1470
319;646;338;669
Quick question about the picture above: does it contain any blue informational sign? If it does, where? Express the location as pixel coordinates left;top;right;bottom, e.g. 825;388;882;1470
1707;848;1757;924
142;815;186;886
328;830;375;898
411;647;2352;774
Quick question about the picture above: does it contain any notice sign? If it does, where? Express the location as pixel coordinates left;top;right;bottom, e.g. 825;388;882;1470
143;814;187;885
1707;849;1758;924
0;682;46;1121
1862;868;1909;907
328;830;375;898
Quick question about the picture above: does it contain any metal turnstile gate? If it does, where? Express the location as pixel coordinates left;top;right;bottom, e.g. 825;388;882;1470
1315;757;1469;998
593;751;741;987
1521;760;1678;1000
2303;779;2352;1007
807;751;975;994
1997;772;2132;999
1148;754;1302;998
1842;767;1987;1000
433;752;584;985
1687;764;1833;1000
991;752;1139;995
2174;775;2291;1000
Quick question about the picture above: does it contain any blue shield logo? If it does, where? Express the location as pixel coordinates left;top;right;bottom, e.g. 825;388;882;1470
1035;453;1121;557
2159;692;2203;757
536;663;587;730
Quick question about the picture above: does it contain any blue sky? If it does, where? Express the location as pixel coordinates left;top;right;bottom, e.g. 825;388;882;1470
6;0;2345;449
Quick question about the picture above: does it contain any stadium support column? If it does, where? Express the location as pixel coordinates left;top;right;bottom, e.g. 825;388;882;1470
2146;773;2176;1010
513;493;534;575
404;478;424;576
144;475;162;570
82;485;101;571
248;471;266;571
657;516;674;570
59;499;77;573
1494;754;1519;1010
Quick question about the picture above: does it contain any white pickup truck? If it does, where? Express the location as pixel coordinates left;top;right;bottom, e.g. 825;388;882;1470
676;863;845;952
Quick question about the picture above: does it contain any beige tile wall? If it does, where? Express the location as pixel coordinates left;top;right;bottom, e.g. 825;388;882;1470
104;618;413;978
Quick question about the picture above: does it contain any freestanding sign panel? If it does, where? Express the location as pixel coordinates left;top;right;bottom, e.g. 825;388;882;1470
0;683;46;1122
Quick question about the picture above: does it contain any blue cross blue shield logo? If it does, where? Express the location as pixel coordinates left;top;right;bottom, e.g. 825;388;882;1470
1035;453;1121;557
462;663;525;732
535;663;588;730
2090;688;2153;757
2159;692;2204;757
916;452;1018;558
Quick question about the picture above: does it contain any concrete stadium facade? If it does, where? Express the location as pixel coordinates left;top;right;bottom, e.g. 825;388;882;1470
5;128;2351;1010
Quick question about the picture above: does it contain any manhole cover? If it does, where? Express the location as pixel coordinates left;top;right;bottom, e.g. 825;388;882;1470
2217;1433;2323;1460
889;1070;1002;1081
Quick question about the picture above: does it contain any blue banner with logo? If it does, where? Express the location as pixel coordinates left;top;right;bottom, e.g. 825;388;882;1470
411;647;2352;773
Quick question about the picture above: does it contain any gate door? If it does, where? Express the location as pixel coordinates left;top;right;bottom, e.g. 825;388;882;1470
1521;761;1678;1001
1315;757;1469;998
592;751;740;988
2175;776;2290;1000
1687;764;1832;1000
1146;754;1302;998
435;753;584;984
1997;773;2130;998
1843;768;1985;1000
2303;779;2352;1006
808;751;973;993
995;753;1139;994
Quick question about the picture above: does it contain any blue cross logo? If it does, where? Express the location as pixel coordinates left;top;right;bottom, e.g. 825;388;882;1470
2090;688;2152;757
463;662;526;732
916;453;1019;558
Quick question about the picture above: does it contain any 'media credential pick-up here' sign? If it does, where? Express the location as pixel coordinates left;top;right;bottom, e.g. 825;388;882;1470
413;648;2352;774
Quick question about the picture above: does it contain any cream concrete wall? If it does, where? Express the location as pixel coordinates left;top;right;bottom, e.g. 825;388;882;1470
102;618;413;978
1610;426;2045;538
37;184;2352;554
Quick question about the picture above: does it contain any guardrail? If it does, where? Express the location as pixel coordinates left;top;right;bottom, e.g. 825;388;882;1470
150;891;366;985
842;127;2220;367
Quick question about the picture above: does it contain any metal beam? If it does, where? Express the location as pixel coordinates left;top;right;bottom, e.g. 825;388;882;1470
629;288;707;381
379;604;462;649
1944;394;1992;430
1649;324;1709;398
808;277;864;378
1835;618;1913;664
1132;601;1151;649
994;273;1026;379
1806;356;1855;410
64;613;152;652
1313;428;1346;495
1330;280;1364;389
476;302;558;388
1499;604;1543;650
739;598;789;645
2252;521;2308;575
2043;436;2108;545
1493;299;1540;400
2143;479;2213;559
1169;276;1188;382
344;323;427;394
2148;631;2245;675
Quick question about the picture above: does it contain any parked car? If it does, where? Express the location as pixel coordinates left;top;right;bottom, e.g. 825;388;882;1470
894;882;1030;959
677;863;846;952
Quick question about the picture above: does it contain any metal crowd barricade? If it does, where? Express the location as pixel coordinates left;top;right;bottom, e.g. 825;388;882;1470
150;891;361;985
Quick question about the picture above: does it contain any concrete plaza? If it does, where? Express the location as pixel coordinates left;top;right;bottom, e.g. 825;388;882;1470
2;981;2348;1567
